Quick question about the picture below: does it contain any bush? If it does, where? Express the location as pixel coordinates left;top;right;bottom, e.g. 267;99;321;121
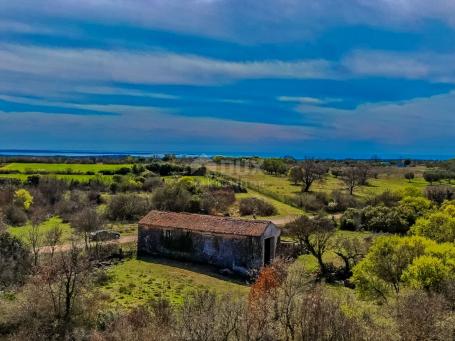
366;190;402;208
151;184;193;212
239;197;277;216
142;177;164;192
293;192;328;211
425;185;454;205
327;190;359;212
0;232;32;289
4;204;28;226
107;194;151;221
200;188;236;214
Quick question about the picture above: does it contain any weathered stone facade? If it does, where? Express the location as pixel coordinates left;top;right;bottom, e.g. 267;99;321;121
137;211;281;274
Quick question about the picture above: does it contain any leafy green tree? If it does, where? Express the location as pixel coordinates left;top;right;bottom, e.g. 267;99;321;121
286;215;336;275
288;166;303;185
410;205;455;243
404;172;414;182
14;189;33;210
352;236;435;300
401;255;453;291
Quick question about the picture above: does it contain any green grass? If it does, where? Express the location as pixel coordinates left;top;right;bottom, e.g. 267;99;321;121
234;190;303;219
208;163;450;201
0;173;114;183
100;258;249;308
7;216;74;245
1;162;132;173
297;230;376;273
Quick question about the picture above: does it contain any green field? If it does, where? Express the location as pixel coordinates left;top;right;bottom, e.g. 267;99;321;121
100;258;249;308
7;216;74;245
0;162;132;173
208;163;438;200
0;173;114;183
234;190;303;219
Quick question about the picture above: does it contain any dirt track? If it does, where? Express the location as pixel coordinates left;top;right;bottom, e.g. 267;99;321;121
38;235;137;253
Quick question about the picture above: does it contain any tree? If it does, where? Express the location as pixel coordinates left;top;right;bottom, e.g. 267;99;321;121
14;189;33;210
45;223;63;259
341;166;361;195
425;185;454;205
71;207;104;250
410;205;455;243
285;215;336;275
404;171;415;183
288;166;303;185
352;236;443;300
300;159;326;192
333;236;370;277
261;158;288;176
0;231;31;289
355;163;371;186
423;171;442;185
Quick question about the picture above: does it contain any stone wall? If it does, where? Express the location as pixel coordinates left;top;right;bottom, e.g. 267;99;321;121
138;225;264;271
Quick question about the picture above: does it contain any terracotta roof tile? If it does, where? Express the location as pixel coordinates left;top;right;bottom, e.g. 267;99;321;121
139;210;272;237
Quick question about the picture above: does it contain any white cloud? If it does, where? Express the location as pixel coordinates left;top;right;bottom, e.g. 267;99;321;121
3;0;455;43
0;44;335;86
343;50;455;82
297;91;455;145
0;106;315;151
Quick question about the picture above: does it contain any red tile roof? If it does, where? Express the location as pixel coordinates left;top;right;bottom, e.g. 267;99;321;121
139;210;273;237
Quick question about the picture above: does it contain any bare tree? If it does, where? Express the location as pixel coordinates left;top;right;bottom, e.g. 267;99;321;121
45;223;63;259
71;207;104;250
301;159;326;192
342;166;362;195
28;210;46;267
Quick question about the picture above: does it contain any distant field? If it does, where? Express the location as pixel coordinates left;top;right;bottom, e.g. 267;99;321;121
1;162;132;173
100;258;249;308
208;163;437;199
7;216;74;245
0;173;114;183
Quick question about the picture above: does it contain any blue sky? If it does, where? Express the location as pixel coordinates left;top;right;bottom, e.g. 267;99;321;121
0;1;454;158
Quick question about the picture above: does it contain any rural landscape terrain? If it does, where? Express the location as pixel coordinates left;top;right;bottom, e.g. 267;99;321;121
2;0;455;340
0;155;454;340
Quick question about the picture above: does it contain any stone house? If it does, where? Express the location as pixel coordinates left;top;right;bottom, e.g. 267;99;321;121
137;210;281;274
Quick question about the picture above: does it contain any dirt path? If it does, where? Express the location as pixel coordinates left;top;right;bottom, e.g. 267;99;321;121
39;235;137;254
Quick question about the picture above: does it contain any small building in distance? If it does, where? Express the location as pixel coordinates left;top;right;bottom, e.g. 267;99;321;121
137;210;281;275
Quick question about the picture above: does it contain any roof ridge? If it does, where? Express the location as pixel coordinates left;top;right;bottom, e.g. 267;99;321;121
149;210;272;224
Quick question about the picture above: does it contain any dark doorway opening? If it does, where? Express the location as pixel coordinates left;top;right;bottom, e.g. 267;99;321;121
264;237;273;265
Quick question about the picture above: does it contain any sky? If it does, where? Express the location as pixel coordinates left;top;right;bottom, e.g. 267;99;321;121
0;1;454;159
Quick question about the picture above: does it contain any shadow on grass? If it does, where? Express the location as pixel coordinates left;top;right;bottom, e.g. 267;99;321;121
137;255;250;287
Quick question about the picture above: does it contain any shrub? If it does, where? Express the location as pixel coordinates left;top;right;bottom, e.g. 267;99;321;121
4;204;28;226
200;188;236;214
151;184;192;212
142;177;164;192
293;192;328;211
239;197;277;216
0;232;32;289
327;190;359;212
425;185;454;205
107;194;151;221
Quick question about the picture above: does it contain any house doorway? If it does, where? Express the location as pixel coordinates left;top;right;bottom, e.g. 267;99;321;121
264;237;273;265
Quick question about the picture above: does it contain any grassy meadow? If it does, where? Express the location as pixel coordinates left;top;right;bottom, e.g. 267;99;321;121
207;163;436;199
100;258;249;308
1;162;132;173
7;216;74;245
